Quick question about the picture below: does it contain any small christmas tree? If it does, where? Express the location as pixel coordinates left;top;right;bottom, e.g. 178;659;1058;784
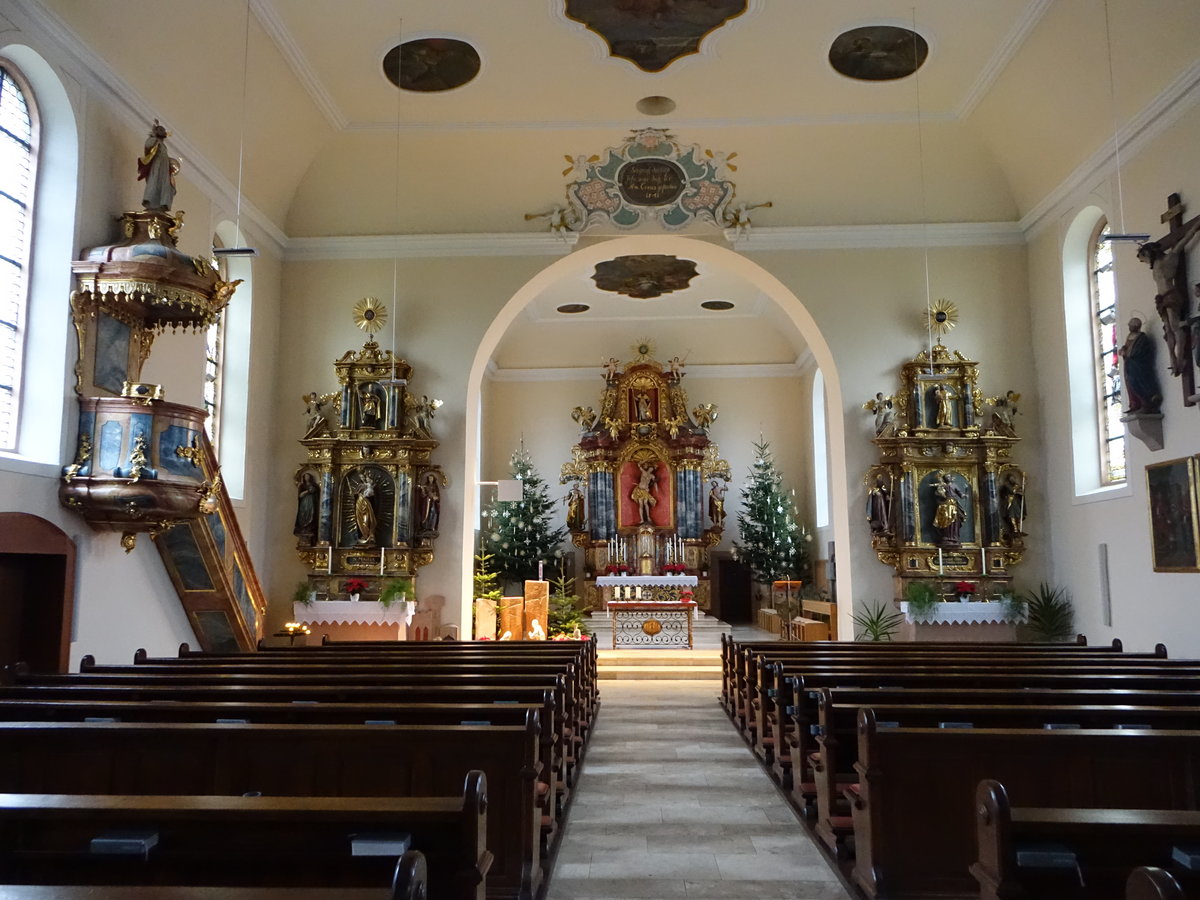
472;549;502;601
732;438;811;584
481;447;568;586
547;563;590;638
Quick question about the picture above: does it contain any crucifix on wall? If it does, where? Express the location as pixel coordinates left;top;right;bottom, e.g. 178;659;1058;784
1137;193;1200;407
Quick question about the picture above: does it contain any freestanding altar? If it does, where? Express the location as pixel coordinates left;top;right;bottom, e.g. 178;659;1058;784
560;350;731;612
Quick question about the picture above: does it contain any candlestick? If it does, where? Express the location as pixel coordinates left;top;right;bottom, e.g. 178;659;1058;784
980;547;986;574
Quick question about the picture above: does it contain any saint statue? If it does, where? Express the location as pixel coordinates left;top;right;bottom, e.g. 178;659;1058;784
1002;471;1026;540
565;483;586;531
933;472;967;547
933;384;954;427
708;480;726;529
418;472;441;533
867;473;891;535
293;471;319;545
631;460;658;524
137;120;178;211
354;478;377;545
359;387;381;428
1119;317;1162;414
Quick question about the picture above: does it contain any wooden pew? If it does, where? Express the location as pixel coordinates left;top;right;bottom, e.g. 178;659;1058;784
1127;867;1196;900
764;664;1200;780
12;667;584;792
847;710;1200;900
0;788;471;897
811;697;1200;856
0;718;542;900
0;694;565;844
972;779;1200;900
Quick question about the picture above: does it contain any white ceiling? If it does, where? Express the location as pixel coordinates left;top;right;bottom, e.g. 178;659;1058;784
22;0;1200;367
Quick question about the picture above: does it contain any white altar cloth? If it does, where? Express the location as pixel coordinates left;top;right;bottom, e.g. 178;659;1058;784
900;601;1025;625
293;600;413;625
595;575;698;588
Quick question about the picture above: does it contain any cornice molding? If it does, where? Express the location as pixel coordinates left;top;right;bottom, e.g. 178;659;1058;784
486;358;808;384
285;232;579;261
955;0;1053;120
1020;59;1200;239
254;0;347;131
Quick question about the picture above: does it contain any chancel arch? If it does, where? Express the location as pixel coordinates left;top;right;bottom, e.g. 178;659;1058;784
460;234;854;638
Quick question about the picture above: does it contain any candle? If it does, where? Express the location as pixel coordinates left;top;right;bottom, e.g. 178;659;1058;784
538;560;544;581
938;548;944;576
380;548;386;576
981;547;986;573
326;549;332;575
635;586;642;600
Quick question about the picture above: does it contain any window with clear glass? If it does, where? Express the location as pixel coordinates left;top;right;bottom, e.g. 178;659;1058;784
0;64;36;451
1091;220;1125;483
203;313;225;450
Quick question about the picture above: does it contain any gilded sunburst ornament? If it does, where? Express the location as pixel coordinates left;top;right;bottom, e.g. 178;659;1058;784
353;297;387;334
632;338;657;362
926;299;958;338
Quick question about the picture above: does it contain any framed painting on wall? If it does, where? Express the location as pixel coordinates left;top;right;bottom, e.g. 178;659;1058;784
1145;457;1200;573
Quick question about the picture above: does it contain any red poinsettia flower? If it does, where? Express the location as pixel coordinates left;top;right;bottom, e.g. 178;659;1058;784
953;581;976;595
344;578;368;594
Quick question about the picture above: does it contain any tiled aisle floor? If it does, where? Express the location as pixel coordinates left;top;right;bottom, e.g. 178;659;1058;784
546;680;853;900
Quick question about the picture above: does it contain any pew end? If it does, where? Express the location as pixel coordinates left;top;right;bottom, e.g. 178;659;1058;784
1127;867;1189;900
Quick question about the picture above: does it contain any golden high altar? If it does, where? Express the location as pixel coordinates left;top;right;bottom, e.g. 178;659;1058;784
560;350;730;610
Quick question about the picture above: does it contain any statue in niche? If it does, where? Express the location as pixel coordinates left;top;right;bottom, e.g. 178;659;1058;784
418;471;441;533
708;480;726;529
359;385;382;428
565;482;586;531
1001;471;1027;540
932;384;954;427
353;475;378;546
1119;317;1163;414
293;471;319;545
631;459;659;524
933;471;967;547
137;119;178;211
867;473;892;535
634;391;653;421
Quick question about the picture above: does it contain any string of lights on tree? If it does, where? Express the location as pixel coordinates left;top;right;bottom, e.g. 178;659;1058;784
481;447;567;585
731;438;811;583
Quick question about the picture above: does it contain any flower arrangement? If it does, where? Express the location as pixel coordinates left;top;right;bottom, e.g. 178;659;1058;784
680;589;696;604
344;578;368;599
662;563;686;574
953;581;976;601
604;563;631;575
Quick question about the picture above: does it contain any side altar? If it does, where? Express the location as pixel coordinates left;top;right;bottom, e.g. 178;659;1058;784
560;350;730;611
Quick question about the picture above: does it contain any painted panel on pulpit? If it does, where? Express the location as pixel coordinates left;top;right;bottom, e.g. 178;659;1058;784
618;459;673;528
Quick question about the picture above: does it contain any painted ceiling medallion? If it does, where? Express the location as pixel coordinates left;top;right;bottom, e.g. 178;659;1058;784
592;255;699;300
564;0;748;73
383;39;481;92
829;26;928;81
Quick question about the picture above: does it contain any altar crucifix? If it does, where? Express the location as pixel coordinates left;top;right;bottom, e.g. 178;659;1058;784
1138;193;1200;406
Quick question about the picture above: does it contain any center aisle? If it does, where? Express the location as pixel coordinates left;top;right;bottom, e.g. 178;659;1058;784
547;680;852;900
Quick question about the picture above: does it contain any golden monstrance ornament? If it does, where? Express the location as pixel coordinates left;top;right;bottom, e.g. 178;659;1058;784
352;297;387;334
926;299;959;338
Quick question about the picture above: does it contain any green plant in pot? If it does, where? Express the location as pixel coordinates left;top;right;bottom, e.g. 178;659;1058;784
292;580;314;607
904;580;940;622
378;576;415;608
1021;583;1074;642
851;600;905;641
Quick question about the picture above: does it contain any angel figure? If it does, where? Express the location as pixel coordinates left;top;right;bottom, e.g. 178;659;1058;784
602;417;622;441
603;357;622;382
692;403;718;429
663;415;686;439
863;392;897;437
562;153;599;182
523;206;575;235
723;200;773;238
987;390;1021;435
571;406;597;432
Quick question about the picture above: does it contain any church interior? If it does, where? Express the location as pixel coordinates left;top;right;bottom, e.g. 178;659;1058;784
2;2;1200;897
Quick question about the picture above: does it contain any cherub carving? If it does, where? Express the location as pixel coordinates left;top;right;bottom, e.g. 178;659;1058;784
571;406;597;431
692;403;718;429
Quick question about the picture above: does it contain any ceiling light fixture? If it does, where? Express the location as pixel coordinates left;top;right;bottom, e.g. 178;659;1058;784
213;0;258;259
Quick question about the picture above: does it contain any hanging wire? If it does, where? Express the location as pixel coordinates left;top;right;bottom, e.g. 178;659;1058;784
1100;0;1148;243
910;9;935;373
390;15;403;377
215;0;258;257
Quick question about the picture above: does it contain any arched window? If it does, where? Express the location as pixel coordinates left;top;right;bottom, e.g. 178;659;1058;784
204;237;227;451
1089;219;1125;484
0;62;37;451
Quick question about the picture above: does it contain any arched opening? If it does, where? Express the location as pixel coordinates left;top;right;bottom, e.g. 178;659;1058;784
459;235;853;638
0;513;76;672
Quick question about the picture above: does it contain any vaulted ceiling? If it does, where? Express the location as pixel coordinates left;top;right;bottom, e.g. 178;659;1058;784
32;0;1199;242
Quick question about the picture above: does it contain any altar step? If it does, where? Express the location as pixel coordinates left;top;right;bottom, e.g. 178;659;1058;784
596;650;722;681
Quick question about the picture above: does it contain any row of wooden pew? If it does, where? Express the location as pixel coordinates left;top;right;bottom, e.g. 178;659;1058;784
0;637;599;900
720;634;1200;899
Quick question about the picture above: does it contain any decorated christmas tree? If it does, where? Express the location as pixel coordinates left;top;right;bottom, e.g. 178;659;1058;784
481;447;568;586
732;438;811;584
